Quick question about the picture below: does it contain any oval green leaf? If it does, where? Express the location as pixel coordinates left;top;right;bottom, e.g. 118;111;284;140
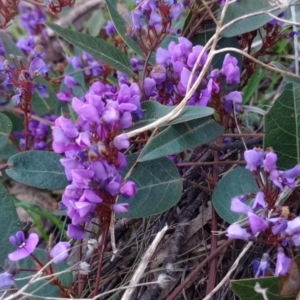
117;155;183;218
6;151;69;190
265;83;300;169
138;117;224;162
47;23;135;76
212;166;258;224
220;0;282;37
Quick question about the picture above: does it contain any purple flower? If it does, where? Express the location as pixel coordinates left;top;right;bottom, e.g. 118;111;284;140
156;48;171;65
252;191;266;209
254;253;270;278
57;90;72;102
263;151;277;173
113;203;129;213
113;135;130;150
187;45;208;68
0;272;14;289
244;149;263;172
8;231;39;261
105;20;116;36
169;3;183;20
221;54;240;84
17;37;35;53
275;248;291;276
120;181;137;199
149;11;162;30
67;224;85;239
50;242;71;263
29;57;50;76
64;76;77;89
224;91;243;112
269;12;284;26
230;197;252;215
67;56;82;69
226;223;251;241
144;77;156;96
271;218;288;235
248;212;269;235
150;65;166;83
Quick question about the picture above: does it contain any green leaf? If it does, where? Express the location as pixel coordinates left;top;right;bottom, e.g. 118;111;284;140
6;150;69;190
0;30;27;67
138;117;224;162
130;101;215;130
265;83;300;169
47;23;135;76
231;277;295;300
32;76;60;116
0;143;18;159
212;166;258;224
220;0;282;37
14;248;72;300
117;154;183;218
2;112;24;131
86;9;106;37
0;112;13;150
270;61;300;85
106;0;145;59
0;181;21;267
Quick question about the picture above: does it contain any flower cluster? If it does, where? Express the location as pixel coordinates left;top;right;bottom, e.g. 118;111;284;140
14;115;56;150
53;82;140;239
130;0;184;42
226;148;300;276
2;46;50;106
144;37;242;109
19;4;47;36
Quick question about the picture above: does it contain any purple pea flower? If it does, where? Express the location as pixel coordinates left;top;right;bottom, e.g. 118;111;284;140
113;135;130;150
224;91;243;112
57;90;72;102
226;223;251;241
144;77;156;96
271;218;288;235
254;253;270;278
17;37;35;53
187;45;208;68
64;76;77;89
67;224;85;240
29;57;50;76
0;272;14;289
8;231;39;261
169;3;183;20
231;197;252;215
150;65;166;83
252;191;266;209
275;248;291;276
120;181;137;199
263;151;277;173
156;48;171;65
244;149;263;172
105;20;116;36
113;203;129;213
221;54;240;84
248;212;269;235
50;242;71;263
